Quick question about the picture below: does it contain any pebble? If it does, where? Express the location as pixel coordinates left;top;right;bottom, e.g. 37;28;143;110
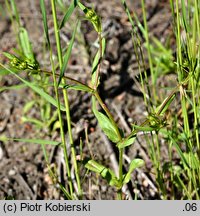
8;169;16;176
0;146;3;160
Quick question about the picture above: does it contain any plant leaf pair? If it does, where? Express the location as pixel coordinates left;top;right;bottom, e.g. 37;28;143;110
84;159;119;187
123;159;144;184
84;158;144;187
117;136;136;149
92;96;120;143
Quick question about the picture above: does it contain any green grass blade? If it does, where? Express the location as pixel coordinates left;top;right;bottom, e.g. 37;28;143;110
181;0;190;33
58;21;79;86
59;0;78;29
10;0;20;26
0;84;26;92
40;0;50;48
155;93;176;115
169;133;189;168
0;137;60;146
21;116;44;128
23;101;36;114
121;0;134;27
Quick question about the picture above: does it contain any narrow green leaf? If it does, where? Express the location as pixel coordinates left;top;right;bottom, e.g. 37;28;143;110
77;2;85;10
91;37;106;85
169;134;189;168
59;0;78;29
102;37;106;55
10;0;20;25
18;27;34;61
84;159;106;174
123;159;144;184
181;0;190;32
155;93;176;115
58;21;79;86
2;52;16;60
91;50;100;83
84;159;119;187
117;136;136;149
40;0;50;48
0;64;66;111
183;152;199;170
0;137;60;146
131;124;155;132
92;96;120;143
21;116;44;127
23;101;36;114
0;84;26;92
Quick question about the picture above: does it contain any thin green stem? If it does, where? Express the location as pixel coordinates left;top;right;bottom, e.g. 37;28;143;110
117;148;124;200
193;0;200;153
191;77;200;152
175;0;183;81
121;0;150;110
175;0;191;151
93;90;124;198
93;33;102;90
36;69;93;91
51;0;82;198
141;0;156;101
49;47;73;196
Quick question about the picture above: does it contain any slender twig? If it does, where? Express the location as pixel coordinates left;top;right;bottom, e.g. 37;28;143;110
35;69;93;91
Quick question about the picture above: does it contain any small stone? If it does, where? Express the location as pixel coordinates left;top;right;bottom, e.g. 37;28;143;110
8;169;16;176
0;146;3;160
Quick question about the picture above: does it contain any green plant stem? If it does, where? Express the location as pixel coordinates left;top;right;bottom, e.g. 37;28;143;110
117;148;124;200
39;66;125;198
191;77;200;152
93;33;102;90
93;90;124;198
141;0;156;101
36;69;93;91
49;46;73;196
192;0;200;153
42;144;72;199
51;0;82;198
121;0;149;109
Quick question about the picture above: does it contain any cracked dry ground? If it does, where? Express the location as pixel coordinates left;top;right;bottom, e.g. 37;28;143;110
0;0;176;199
